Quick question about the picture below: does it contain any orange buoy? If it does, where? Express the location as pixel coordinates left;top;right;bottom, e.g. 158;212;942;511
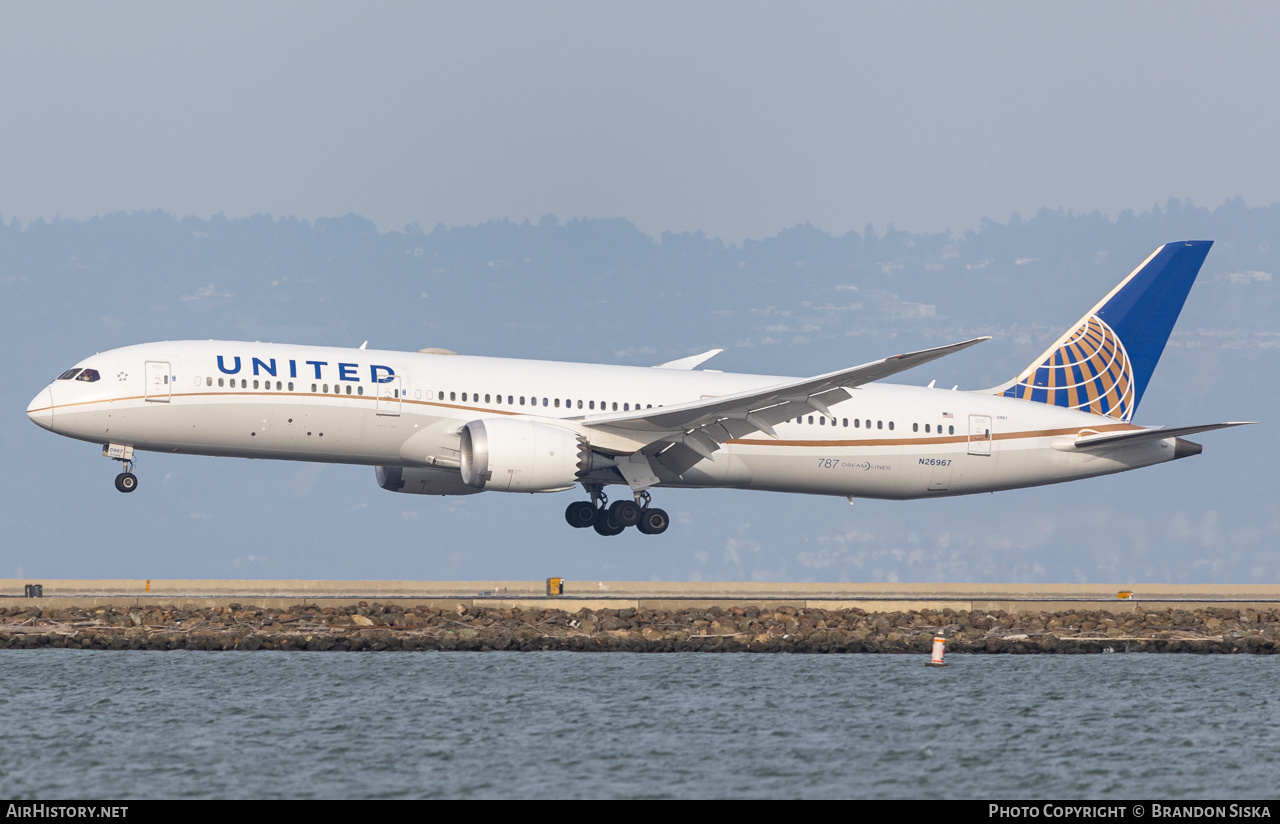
926;635;948;668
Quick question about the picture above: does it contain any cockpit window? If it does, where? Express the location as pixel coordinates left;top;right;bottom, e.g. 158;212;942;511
57;369;82;380
75;369;101;382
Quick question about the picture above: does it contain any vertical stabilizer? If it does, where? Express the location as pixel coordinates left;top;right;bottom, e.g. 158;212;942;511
992;241;1212;422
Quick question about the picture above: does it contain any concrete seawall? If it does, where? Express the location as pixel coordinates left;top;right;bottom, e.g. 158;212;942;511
4;579;1279;614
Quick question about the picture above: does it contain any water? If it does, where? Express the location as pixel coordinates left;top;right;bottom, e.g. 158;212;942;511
0;651;1276;799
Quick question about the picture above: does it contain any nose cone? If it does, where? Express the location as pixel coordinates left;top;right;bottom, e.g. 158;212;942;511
27;388;54;431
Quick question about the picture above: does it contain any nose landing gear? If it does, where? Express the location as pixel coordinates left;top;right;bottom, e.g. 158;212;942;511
564;485;668;536
102;443;138;493
114;470;139;493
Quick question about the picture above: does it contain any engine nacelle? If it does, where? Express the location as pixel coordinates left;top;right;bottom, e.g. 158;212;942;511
459;418;590;492
376;465;483;496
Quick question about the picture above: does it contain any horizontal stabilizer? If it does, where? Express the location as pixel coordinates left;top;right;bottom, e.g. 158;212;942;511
1073;421;1255;450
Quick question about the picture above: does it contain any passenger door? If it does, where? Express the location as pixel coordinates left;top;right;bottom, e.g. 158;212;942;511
376;376;402;416
144;361;171;403
968;414;992;456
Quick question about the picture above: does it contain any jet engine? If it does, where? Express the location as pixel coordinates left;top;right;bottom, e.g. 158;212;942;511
375;465;483;496
459;418;594;492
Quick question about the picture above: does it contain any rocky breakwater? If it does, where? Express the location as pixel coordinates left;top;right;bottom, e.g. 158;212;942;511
1;603;1277;653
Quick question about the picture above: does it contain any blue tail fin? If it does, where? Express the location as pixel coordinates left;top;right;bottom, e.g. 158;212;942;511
993;241;1212;422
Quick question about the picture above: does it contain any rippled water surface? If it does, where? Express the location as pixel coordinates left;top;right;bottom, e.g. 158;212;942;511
0;651;1276;799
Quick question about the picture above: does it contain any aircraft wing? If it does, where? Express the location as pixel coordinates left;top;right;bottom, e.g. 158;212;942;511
584;336;989;474
653;349;724;370
1073;421;1256;450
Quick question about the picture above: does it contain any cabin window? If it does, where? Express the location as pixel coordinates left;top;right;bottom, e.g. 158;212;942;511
311;384;317;392
334;385;341;394
925;424;930;433
853;418;859;428
590;401;596;410
877;421;883;430
218;378;225;387
865;420;870;429
808;415;814;424
612;402;618;411
252;380;259;389
494;394;501;404
322;384;328;393
842;418;848;427
554;398;560;408
519;396;526;406
913;423;918;432
507;395;513;404
288;382;294;391
542;398;548;407
450;392;456;401
578;400;584;409
241;379;248;389
57;369;82;380
624;403;630;411
205;377;211;387
461;392;467;402
357;386;364;395
163;375;169;384
485;394;491;403
949;425;955;434
346;385;352;395
888;421;894;430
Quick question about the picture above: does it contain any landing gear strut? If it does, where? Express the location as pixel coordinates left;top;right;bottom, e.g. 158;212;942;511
564;484;668;536
104;444;139;493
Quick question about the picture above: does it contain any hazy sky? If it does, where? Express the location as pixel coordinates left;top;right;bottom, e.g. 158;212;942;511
3;2;1279;242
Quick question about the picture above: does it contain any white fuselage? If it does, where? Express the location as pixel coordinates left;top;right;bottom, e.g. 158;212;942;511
27;340;1184;500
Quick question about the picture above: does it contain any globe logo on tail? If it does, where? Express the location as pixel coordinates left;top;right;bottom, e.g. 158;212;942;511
1001;315;1135;421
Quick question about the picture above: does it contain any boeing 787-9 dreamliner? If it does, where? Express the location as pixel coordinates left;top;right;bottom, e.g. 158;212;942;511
27;241;1250;536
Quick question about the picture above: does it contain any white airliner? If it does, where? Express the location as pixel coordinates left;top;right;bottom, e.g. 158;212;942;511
27;241;1249;536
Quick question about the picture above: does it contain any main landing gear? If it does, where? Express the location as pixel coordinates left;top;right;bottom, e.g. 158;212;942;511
564;486;669;536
